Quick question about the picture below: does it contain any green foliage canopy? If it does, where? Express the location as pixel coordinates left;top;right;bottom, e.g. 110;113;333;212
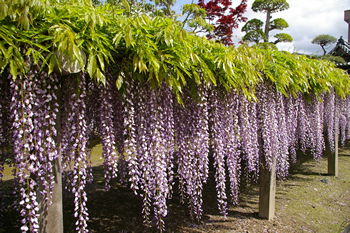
273;33;293;44
0;0;349;101
242;18;266;43
269;18;289;30
251;0;289;14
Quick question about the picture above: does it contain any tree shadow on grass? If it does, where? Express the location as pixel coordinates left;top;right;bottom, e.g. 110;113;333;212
339;140;350;157
2;142;350;232
62;165;264;232
0;179;21;233
62;166;222;232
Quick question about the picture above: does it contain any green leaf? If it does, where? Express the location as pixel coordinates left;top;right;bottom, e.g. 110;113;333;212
97;54;105;71
73;45;84;70
96;68;106;86
122;0;131;14
116;74;123;90
49;54;56;75
87;54;96;78
9;60;17;79
112;32;123;46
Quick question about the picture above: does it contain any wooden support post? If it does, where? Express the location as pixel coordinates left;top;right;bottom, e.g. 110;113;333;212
38;84;64;233
259;157;276;220
328;132;338;176
38;157;64;233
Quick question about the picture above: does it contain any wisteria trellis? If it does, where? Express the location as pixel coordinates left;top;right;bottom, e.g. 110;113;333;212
1;70;350;232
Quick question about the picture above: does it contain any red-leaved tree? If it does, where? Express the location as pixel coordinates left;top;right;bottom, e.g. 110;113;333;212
198;0;248;46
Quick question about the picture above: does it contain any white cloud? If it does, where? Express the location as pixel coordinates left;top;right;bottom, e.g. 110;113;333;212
233;0;349;54
175;0;350;55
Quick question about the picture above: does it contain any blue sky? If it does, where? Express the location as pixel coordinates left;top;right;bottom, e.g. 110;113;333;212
172;0;349;55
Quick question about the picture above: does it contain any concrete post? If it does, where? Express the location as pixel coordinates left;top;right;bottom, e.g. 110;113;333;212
259;156;276;220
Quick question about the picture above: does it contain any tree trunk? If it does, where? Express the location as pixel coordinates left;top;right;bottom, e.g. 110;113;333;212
264;9;271;42
321;45;326;56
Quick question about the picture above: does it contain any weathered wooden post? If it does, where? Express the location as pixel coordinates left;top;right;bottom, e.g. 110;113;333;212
38;157;64;233
328;94;339;177
259;156;276;220
328;130;338;176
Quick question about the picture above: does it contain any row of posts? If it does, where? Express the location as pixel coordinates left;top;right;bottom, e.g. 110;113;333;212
259;132;339;220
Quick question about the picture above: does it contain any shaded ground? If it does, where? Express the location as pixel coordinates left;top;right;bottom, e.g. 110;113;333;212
1;144;350;233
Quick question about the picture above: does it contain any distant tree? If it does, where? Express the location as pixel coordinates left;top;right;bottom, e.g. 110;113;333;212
151;0;176;17
198;0;248;46
95;0;245;43
242;0;292;45
311;34;337;56
273;33;293;44
241;18;265;43
182;3;214;34
100;0;176;17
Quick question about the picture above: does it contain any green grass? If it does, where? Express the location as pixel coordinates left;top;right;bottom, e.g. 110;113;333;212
1;142;350;232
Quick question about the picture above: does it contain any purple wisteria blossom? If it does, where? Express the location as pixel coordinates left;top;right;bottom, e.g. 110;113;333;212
225;91;241;205
256;83;279;171
239;93;259;175
209;88;228;217
32;71;60;205
297;94;314;153
284;95;299;163
123;79;140;195
324;90;335;151
111;80;126;185
10;74;39;233
3;61;350;233
123;81;174;230
61;74;89;232
97;72;118;190
346;96;350;140
275;92;289;179
8;67;59;232
309;94;325;160
174;85;210;220
336;95;348;146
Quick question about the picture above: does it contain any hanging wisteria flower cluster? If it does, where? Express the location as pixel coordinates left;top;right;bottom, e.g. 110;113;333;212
2;69;350;232
96;72;119;190
1;64;59;232
209;89;242;216
60;73;90;232
174;85;210;221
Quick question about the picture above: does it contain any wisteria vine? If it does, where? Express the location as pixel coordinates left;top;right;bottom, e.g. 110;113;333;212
1;69;350;232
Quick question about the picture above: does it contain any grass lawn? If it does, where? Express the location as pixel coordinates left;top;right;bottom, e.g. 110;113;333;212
1;141;349;232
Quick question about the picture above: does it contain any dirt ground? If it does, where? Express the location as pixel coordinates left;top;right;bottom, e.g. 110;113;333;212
1;144;349;233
